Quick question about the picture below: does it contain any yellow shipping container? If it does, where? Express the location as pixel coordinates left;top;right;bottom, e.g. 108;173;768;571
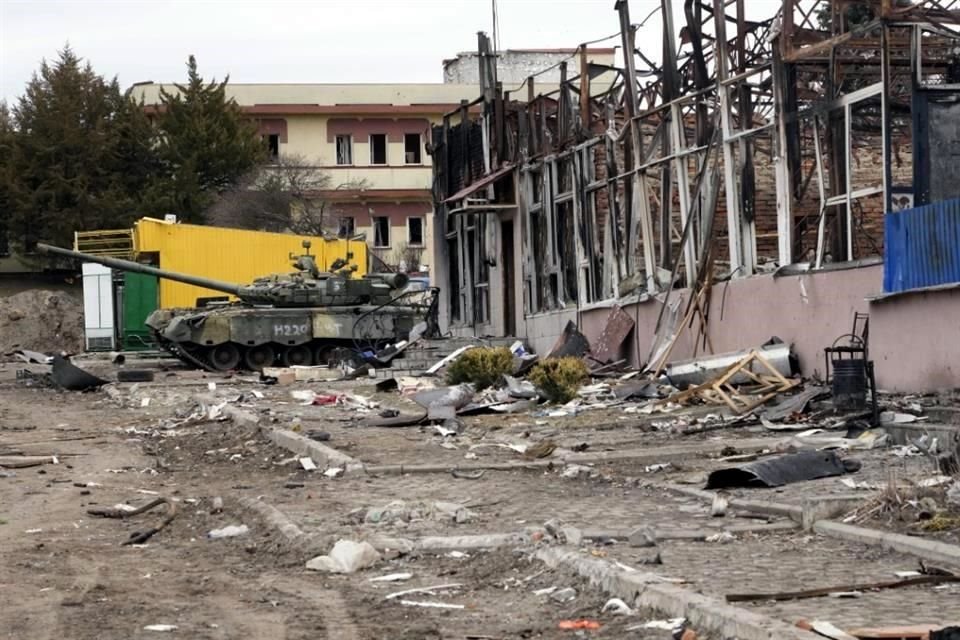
133;218;368;308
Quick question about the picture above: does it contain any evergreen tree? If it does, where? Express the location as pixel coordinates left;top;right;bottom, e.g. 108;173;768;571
6;47;148;249
144;56;264;222
0;102;14;254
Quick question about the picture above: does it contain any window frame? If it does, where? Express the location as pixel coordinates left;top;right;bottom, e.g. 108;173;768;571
407;216;425;247
404;133;422;165
337;216;356;238
335;134;353;166
369;133;388;166
372;215;391;248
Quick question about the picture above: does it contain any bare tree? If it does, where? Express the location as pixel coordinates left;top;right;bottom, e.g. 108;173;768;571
208;153;368;236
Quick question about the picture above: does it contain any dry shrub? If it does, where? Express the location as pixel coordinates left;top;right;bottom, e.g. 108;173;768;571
445;347;514;390
528;357;589;404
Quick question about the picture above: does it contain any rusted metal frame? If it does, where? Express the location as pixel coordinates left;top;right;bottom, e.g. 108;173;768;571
521;169;538;313
724;122;775;144
670;102;700;286
618;0;658;291
720;63;772;86
660;0;683;281
684;0;712;147
736;0;747;72
881;23;893;223
459;101;471;188
579;48;591;134
611;141;713;179
813;115;828;268
772;41;795;266
558;62;569;148
844;104;855;261
781;0;795;59
571;148;591;305
786;18;884;62
714;0;747;274
546;158;563;307
604;98;625;294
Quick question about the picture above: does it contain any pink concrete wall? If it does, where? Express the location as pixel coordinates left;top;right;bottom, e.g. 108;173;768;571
519;263;960;392
870;288;960;392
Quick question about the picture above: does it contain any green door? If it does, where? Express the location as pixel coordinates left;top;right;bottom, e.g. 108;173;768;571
122;272;158;350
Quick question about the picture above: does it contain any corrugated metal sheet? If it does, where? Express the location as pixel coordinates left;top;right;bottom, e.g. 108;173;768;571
134;218;368;308
884;198;960;294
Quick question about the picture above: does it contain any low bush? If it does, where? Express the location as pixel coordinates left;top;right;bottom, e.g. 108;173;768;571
528;357;589;404
445;347;514;390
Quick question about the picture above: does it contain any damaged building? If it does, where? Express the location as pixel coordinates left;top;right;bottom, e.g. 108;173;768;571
430;0;960;392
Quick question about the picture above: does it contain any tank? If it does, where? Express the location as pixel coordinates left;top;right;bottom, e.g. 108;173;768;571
38;242;433;372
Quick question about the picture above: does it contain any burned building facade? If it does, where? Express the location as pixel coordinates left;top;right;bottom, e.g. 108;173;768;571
430;0;960;392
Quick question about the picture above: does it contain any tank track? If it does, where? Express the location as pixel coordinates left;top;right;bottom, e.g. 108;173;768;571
155;334;218;373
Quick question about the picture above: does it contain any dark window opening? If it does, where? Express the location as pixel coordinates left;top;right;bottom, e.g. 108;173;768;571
335;135;353;165
370;134;387;165
338;216;355;238
264;134;279;160
408;217;424;246
404;133;421;164
373;216;390;248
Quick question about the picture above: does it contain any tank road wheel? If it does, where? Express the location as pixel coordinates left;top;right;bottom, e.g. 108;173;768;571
313;344;335;367
245;344;276;371
209;343;241;371
281;345;312;367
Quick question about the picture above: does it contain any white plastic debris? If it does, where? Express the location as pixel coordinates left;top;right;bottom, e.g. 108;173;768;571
705;531;736;543
306;540;381;573
644;463;671;473
894;570;922;578
635;618;686;631
207;382;216;391
290;390;316;404
369;573;413;583
385;584;462;600
299;457;317;471
549;587;577;603
948;481;960;509
323;467;344;478
532;586;557;596
602;597;634;615
561;464;591;479
398;600;464;609
144;624;178;632
140;397;151;408
207;524;249;539
446;551;468;559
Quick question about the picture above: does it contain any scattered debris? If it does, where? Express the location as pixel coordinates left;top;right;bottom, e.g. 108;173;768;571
727;574;960;602
306;540;381;573
549;587;577;603
557;620;601;631
369;573;413;583
705;531;736;544
548;321;590;359
601;597;633;615
299;457;317;471
710;492;729;517
87;497;178;545
706;450;860;489
210;496;223;514
52;355;109;391
385;583;463;600
207;524;249;540
398;600;464;610
143;624;179;633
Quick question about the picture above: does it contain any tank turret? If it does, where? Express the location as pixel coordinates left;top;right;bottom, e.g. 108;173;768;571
37;243;409;307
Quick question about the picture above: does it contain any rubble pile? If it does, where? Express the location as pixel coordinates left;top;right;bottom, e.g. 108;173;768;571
0;289;84;354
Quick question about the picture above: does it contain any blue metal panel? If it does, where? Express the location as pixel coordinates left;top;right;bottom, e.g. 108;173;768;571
884;198;960;293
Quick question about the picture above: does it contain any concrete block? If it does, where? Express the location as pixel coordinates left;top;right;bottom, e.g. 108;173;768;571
263;427;360;471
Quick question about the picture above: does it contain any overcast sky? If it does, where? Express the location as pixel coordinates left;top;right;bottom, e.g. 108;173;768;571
0;0;783;105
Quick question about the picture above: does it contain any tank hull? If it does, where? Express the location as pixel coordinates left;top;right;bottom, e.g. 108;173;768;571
146;304;417;371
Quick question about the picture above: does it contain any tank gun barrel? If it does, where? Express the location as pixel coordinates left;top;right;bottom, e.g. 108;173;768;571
37;243;243;297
